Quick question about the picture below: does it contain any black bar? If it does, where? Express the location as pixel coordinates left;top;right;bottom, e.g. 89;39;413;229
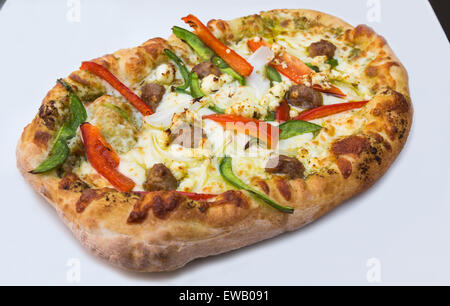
429;0;450;42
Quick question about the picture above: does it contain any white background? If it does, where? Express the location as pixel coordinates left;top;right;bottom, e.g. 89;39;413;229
0;0;449;285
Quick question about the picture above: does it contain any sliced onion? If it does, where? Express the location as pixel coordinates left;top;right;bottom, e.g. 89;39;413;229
144;99;192;128
246;46;274;94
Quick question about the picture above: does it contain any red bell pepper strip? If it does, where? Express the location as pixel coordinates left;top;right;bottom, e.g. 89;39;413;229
80;61;153;116
294;101;369;121
176;191;218;201
80;123;136;192
203;114;279;149
182;14;253;77
247;38;346;97
275;100;290;123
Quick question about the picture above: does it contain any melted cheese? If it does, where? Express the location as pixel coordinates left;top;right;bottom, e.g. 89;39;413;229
74;28;376;193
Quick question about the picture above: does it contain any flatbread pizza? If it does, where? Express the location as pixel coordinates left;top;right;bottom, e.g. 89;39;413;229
17;9;412;272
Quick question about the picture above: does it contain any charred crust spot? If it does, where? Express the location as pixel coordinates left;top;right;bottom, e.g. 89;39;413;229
212;190;249;209
265;155;305;179
337;157;352;179
332;136;370;157
371;91;410;141
281;20;291;27
33;130;51;147
38;100;59;130
381;91;409;114
256;180;270;195
59;173;89;193
92;54;116;70
208;19;228;33
76;189;106;213
69;72;91;87
368;132;392;152
152;192;183;219
197;201;209;213
142;37;168;60
275;178;291;201
353;24;376;41
365;66;378;77
327;168;338;175
127;191;185;223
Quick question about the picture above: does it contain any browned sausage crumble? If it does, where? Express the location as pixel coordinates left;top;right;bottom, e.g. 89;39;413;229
143;163;178;192
141;83;166;111
286;84;323;109
308;39;337;58
192;61;222;79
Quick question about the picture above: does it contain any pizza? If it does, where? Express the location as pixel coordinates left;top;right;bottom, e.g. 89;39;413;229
16;9;412;272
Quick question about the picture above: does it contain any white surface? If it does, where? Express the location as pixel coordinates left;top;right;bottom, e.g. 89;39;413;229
0;0;449;285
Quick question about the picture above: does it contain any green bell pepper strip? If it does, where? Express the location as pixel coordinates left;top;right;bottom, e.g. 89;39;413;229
172;26;246;85
211;56;246;86
219;157;294;214
305;63;320;72
278;120;322;140
325;58;339;70
164;49;191;90
264;111;276;122
208;104;225;114
31;79;87;173
265;65;281;85
172;26;215;62
190;72;205;99
102;103;131;123
30;131;70;174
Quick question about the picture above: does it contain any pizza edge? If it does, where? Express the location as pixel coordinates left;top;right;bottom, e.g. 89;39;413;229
16;9;412;272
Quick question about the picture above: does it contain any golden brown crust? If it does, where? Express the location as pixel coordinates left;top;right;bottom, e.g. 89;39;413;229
16;9;412;272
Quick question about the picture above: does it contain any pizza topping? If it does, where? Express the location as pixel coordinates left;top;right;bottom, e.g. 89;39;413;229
219;157;294;213
31;80;87;174
265;65;282;85
192;61;222;79
38;100;59;130
140;83;166;111
265;155;305;179
203;114;279;149
182;14;253;76
172;25;216;62
80;122;135;192
211;56;246;85
294;101;369;121
143;163;178;192
247;37;346;97
176;192;218;201
80;61;153;116
286;84;323;109
164;49;191;93
189;72;205;98
308;40;337;59
275;100;290;123
278;120;322;140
